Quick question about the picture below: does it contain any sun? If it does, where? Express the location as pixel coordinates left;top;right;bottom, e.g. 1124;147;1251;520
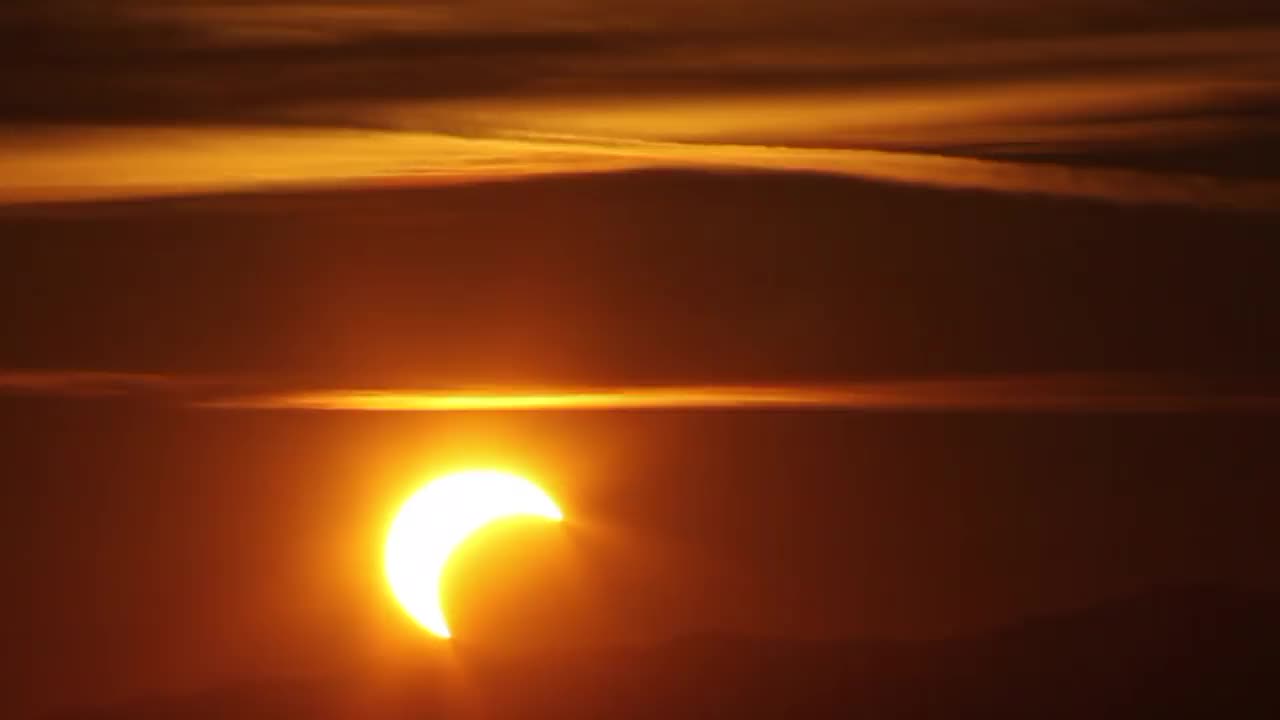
383;469;564;638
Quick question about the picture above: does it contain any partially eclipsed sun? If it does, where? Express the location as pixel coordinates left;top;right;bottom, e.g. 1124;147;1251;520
384;469;564;638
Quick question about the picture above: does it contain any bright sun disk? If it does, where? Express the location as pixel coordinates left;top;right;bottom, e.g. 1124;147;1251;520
383;469;563;638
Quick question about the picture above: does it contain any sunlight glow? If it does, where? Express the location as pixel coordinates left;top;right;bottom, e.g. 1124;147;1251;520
384;469;563;638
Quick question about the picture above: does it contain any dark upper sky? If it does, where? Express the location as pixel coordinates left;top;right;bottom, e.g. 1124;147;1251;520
3;2;1280;719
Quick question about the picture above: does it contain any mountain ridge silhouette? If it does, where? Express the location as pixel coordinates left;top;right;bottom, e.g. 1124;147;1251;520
44;583;1280;719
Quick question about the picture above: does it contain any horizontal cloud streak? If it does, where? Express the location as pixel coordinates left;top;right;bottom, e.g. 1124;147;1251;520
0;127;641;204
173;376;1280;413
4;369;1276;412
198;381;1280;413
0;370;207;396
4;127;1277;210
517;135;1280;211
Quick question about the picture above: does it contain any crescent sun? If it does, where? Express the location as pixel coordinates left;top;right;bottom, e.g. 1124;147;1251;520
383;469;564;638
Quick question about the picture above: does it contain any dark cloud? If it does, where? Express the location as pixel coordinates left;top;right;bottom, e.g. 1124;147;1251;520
0;369;206;396
3;1;1280;127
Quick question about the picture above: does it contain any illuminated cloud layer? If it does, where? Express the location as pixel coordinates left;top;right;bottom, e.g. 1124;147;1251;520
196;377;1280;412
1;370;1275;412
4;125;1280;210
3;3;1279;207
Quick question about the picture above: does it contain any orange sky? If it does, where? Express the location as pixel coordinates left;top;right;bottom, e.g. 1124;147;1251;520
5;5;1280;719
3;7;1279;206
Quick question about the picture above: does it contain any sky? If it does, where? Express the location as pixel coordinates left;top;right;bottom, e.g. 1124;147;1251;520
3;2;1280;719
3;0;1280;204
